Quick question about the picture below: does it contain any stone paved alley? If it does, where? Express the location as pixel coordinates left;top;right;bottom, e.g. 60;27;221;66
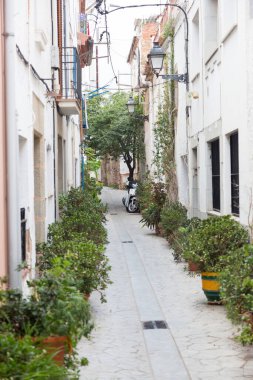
77;188;253;380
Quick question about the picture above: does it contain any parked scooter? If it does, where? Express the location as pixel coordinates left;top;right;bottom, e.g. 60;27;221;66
122;178;139;213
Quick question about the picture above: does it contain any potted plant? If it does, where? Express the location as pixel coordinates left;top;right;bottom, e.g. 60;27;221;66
160;201;189;261
139;181;166;234
0;333;71;379
183;215;248;302
220;244;253;344
0;271;92;364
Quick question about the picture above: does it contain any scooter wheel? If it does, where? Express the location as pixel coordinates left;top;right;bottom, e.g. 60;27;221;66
127;199;138;213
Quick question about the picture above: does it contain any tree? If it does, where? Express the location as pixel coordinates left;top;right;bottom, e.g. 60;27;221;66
86;92;145;180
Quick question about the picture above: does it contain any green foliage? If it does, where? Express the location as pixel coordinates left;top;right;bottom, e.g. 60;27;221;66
160;201;188;238
136;177;153;211
84;146;101;175
220;245;253;344
37;186;110;302
0;273;92;343
183;216;249;272
140;203;162;230
162;20;174;41
0;333;70;379
139;181;166;231
153;28;177;200
236;325;253;345
87;92;145;179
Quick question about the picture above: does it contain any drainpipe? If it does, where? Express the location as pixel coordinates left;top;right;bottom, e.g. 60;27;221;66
51;0;57;220
4;0;22;288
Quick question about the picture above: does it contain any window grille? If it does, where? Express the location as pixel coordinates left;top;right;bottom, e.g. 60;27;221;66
230;132;239;215
211;139;220;211
20;208;26;262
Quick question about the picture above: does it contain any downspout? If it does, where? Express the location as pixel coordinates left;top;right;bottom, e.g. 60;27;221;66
63;0;67;98
51;0;57;220
4;0;22;288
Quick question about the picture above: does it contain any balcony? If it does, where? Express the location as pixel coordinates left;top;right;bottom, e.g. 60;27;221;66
56;47;82;116
77;12;94;68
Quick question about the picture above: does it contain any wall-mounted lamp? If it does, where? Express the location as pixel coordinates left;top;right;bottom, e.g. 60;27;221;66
148;42;188;84
126;95;149;121
126;95;136;114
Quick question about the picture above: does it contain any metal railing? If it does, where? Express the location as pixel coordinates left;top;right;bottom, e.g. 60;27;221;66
61;47;82;101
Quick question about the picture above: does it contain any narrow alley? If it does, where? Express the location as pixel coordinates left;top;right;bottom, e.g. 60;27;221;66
78;188;253;380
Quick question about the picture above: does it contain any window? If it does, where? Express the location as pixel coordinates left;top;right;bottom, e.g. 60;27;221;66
230;132;239;215
211;139;220;211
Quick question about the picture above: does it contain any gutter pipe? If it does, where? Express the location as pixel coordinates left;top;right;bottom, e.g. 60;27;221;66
4;0;22;288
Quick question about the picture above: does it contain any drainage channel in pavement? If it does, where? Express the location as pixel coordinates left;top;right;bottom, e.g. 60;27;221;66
113;216;191;380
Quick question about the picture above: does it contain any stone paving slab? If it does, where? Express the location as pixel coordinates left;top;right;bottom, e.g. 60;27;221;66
78;188;253;380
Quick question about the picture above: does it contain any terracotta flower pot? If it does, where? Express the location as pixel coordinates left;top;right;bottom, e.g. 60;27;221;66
188;261;200;272
201;272;221;303
83;292;90;300
34;336;72;365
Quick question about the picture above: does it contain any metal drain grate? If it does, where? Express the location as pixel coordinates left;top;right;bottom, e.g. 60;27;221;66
122;241;133;244
110;213;118;215
142;320;168;330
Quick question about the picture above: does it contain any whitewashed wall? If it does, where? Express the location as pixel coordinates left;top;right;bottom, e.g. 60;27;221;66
174;0;253;227
14;0;81;292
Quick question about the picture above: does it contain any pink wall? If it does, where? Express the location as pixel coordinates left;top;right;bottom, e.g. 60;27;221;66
0;1;8;280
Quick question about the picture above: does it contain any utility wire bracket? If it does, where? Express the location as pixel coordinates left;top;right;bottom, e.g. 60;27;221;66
161;74;187;83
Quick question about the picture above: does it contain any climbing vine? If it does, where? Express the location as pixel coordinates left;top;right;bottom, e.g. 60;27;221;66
153;22;177;201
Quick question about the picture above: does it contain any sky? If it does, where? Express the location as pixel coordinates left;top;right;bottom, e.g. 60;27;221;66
85;0;165;93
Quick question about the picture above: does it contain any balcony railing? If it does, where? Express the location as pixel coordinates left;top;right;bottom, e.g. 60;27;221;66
61;47;81;100
57;47;82;115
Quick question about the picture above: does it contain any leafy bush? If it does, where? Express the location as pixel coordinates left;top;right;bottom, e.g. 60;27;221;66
139;180;166;232
59;187;107;246
168;217;201;263
160;201;188;238
0;272;92;343
0;333;70;379
220;245;253;344
37;186;111;302
140;203;162;231
183;215;248;272
136;177;153;211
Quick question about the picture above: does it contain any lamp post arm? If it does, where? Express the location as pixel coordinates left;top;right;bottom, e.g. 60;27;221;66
95;2;189;90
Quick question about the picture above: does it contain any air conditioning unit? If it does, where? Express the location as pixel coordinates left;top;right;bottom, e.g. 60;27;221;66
51;46;60;70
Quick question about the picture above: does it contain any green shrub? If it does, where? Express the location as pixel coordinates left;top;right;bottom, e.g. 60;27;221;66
59;187;107;246
220;244;253;344
37;186;111;302
0;333;70;379
0;272;92;343
160;201;188;238
168;217;201;263
136;178;153;211
140;203;162;231
139;181;166;232
183;215;248;272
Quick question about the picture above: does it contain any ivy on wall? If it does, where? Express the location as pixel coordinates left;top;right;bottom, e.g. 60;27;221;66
153;22;178;201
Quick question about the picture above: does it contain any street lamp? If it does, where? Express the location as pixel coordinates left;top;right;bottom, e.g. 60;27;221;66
148;42;188;83
95;1;189;90
126;95;149;121
147;42;165;77
126;95;136;114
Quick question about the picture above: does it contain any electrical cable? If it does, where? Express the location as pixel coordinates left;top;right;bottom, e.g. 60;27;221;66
16;44;51;92
103;0;117;84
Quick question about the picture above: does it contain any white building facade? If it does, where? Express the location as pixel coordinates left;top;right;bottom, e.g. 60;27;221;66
127;0;253;229
6;0;91;290
173;0;252;226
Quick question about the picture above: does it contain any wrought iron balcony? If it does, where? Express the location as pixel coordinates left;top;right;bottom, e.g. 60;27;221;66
56;47;82;116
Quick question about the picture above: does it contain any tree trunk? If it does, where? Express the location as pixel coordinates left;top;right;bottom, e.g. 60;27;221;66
128;167;134;181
